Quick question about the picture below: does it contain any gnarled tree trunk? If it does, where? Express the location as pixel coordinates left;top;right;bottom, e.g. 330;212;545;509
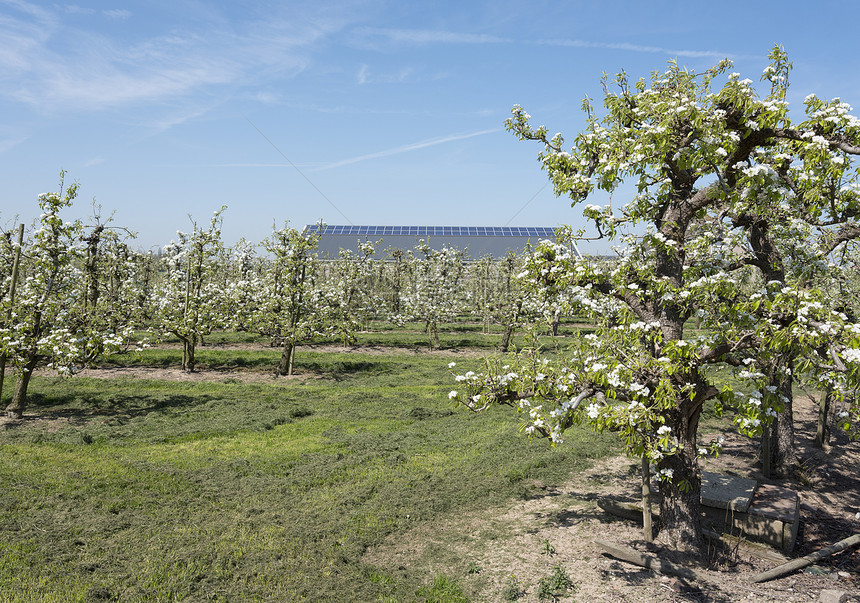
656;388;705;553
763;360;797;478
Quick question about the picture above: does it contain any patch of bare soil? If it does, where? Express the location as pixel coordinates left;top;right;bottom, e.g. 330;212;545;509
73;342;489;383
364;395;860;602
74;365;305;384
146;341;491;357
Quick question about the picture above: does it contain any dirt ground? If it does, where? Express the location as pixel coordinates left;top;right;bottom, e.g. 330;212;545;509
72;343;489;384
19;350;860;601
363;394;859;602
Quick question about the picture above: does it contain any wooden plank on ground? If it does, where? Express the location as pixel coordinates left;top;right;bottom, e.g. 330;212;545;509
595;539;698;580
751;533;860;583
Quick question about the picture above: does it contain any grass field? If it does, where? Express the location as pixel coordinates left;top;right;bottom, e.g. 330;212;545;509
0;324;616;602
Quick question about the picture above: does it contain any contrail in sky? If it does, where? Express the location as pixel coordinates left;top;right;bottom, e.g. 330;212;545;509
315;128;501;171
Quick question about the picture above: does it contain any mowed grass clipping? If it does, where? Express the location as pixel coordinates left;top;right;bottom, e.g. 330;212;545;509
0;345;616;602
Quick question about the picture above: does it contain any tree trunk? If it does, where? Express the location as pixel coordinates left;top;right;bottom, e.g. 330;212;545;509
5;354;38;418
657;392;704;553
277;342;295;376
182;338;196;372
657;449;703;552
763;363;797;478
498;323;515;352
770;401;797;477
0;356;7;407
761;421;772;479
427;321;439;349
550;314;560;336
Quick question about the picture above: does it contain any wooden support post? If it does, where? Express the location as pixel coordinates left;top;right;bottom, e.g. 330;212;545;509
815;389;832;449
642;454;653;543
0;224;25;403
751;533;860;583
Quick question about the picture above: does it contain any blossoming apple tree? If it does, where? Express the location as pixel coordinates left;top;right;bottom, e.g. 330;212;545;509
2;176;136;417
222;238;265;334
468;250;564;352
319;240;379;344
449;48;860;551
252;223;329;376
154;207;227;372
400;242;466;349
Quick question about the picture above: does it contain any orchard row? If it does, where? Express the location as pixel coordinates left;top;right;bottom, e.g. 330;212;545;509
0;185;574;417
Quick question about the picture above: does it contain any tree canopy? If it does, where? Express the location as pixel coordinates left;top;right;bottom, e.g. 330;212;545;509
449;46;860;551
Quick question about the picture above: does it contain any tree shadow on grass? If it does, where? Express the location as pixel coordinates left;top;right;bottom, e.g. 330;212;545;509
24;390;214;417
1;391;216;442
299;358;389;380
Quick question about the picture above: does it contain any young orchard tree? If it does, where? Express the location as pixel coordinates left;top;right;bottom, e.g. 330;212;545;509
155;207;227;372
401;242;466;349
383;247;407;317
1;176;131;418
469;251;547;352
222;238;265;334
0;223;24;402
75;205;144;350
450;49;860;552
253;223;327;376
467;254;496;335
319;240;378;344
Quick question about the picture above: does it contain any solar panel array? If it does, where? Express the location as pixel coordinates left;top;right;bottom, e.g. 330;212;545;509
305;225;556;237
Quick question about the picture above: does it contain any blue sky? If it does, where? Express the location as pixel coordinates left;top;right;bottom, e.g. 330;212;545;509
2;0;859;251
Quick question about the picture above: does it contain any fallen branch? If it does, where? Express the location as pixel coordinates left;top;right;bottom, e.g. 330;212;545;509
595;539;698;580
751;533;860;583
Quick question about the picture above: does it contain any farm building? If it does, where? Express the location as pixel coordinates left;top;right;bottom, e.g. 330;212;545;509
304;225;572;260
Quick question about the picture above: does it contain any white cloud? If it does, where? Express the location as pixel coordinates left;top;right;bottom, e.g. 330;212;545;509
0;135;28;153
59;5;94;15
0;1;334;112
103;9;131;20
356;63;415;84
250;91;279;104
317;128;501;171
141;105;215;135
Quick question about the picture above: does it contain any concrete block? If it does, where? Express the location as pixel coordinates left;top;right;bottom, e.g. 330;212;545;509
701;471;757;512
699;473;800;553
747;483;799;553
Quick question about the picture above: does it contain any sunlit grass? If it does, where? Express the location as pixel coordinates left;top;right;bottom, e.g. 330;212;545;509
0;337;616;602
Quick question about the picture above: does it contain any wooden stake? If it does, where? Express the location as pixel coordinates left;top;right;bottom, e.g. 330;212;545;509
751;533;860;583
642;454;653;542
0;224;25;403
